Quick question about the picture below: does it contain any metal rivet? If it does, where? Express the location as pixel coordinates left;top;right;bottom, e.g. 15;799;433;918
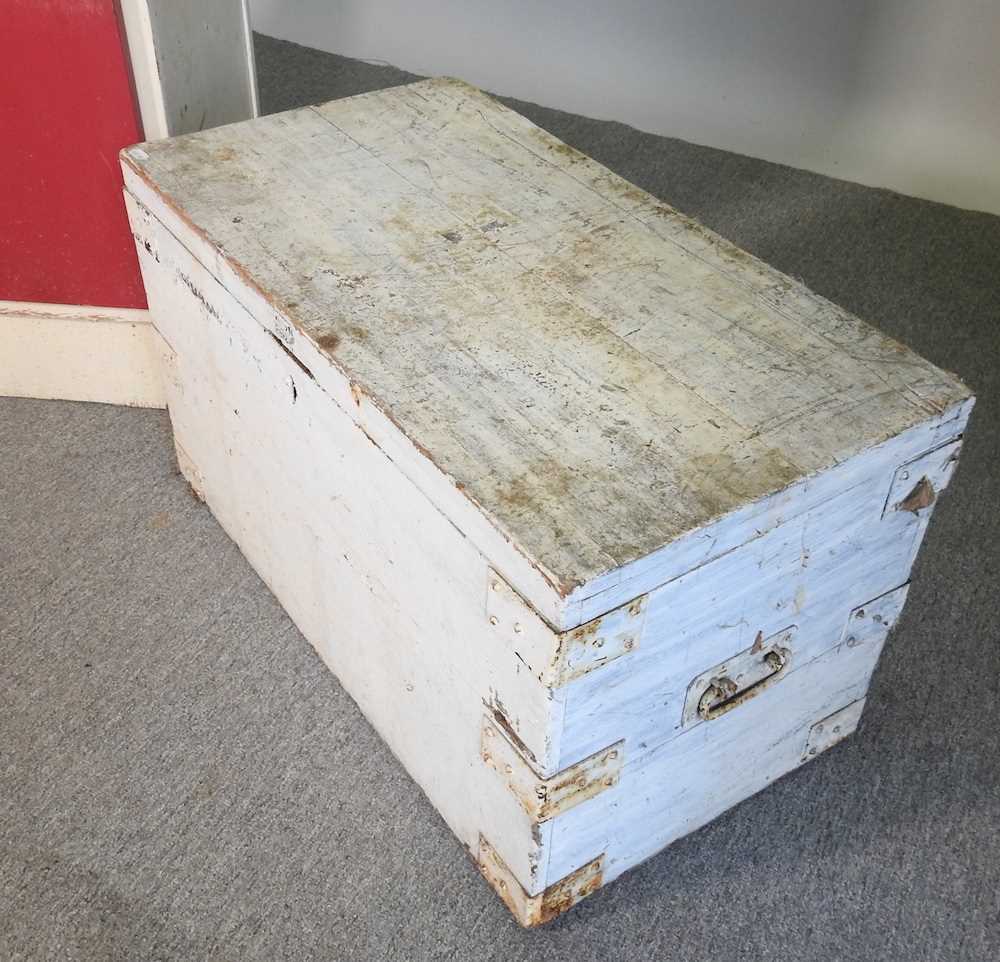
489;615;499;626
623;638;634;650
900;470;910;480
513;623;523;634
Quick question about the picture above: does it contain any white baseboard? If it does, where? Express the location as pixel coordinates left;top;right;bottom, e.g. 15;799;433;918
0;301;167;409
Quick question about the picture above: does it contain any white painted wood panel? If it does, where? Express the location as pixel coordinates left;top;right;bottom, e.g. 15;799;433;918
546;633;891;884
563;396;971;626
553;429;960;768
120;78;972;625
121;159;572;630
550;572;907;877
122;79;976;924
126;192;560;894
548;586;907;880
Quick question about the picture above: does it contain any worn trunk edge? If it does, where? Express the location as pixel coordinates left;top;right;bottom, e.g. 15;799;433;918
477;836;604;927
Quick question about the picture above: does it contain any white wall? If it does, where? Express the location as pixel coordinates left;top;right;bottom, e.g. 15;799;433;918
249;0;1000;216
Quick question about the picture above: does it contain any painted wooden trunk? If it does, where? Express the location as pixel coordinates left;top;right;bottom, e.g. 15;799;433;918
120;79;974;926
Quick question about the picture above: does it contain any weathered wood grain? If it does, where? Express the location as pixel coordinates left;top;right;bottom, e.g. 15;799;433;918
553;422;959;768
126;193;561;892
120;77;972;612
122;79;976;925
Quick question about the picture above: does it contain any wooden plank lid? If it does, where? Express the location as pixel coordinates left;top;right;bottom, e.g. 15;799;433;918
121;78;970;605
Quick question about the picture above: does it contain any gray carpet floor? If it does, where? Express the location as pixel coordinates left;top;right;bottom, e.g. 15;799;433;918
2;33;998;961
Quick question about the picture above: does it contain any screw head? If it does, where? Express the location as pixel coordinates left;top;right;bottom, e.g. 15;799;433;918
490;581;500;591
603;776;615;787
623;638;634;650
489;615;499;626
504;764;513;775
513;623;523;634
607;750;619;760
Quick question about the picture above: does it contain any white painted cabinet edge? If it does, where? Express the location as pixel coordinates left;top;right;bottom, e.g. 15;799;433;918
120;159;975;635
564;393;974;625
118;0;169;140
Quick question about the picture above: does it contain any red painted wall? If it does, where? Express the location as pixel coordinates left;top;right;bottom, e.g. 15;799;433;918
0;0;146;309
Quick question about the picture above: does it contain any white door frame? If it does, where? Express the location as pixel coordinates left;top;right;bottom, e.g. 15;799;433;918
119;0;258;140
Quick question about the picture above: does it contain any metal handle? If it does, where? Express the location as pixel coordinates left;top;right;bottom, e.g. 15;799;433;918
697;647;790;721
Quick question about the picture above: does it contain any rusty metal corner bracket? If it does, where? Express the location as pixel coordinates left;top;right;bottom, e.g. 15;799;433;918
481;715;624;822
477;835;604;927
